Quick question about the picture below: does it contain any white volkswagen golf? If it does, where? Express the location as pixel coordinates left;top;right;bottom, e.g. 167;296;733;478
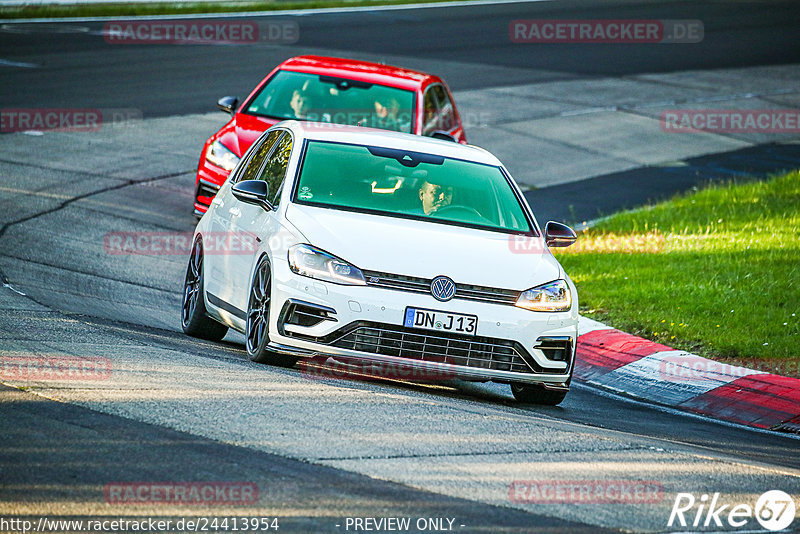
182;121;579;404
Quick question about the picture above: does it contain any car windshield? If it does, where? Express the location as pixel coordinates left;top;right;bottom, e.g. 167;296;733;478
294;140;533;234
244;70;415;134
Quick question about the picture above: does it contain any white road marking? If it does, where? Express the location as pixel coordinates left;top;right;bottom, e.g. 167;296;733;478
2;282;26;296
0;58;39;68
578;315;615;336
591;350;764;405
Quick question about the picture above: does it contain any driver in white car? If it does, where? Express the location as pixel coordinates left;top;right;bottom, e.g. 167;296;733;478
418;180;453;215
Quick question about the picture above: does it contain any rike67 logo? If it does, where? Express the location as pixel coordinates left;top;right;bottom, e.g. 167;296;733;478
668;490;796;531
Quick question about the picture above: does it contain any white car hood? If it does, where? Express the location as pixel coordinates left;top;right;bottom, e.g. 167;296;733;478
285;204;562;291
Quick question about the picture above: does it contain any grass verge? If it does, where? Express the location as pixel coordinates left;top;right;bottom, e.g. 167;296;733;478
0;0;461;20
554;170;800;374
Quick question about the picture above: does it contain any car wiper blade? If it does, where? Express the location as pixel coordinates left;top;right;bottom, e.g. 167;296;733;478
367;146;445;167
319;75;373;91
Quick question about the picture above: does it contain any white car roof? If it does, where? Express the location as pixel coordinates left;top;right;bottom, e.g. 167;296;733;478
278;120;502;167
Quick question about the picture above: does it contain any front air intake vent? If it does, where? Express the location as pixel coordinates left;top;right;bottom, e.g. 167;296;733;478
535;337;572;363
281;300;337;330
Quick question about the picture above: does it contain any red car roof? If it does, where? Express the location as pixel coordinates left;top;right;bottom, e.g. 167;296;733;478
278;55;435;91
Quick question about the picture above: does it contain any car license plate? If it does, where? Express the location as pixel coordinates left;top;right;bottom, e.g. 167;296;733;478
403;307;478;336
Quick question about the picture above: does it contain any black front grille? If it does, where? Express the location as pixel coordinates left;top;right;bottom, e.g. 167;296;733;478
319;322;541;374
361;270;520;306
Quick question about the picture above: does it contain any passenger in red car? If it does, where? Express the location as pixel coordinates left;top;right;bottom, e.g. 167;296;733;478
289;88;312;119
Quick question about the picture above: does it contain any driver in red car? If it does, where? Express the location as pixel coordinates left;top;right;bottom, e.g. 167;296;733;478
374;96;410;133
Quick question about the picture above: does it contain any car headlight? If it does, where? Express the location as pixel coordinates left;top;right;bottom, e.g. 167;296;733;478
516;280;571;312
288;244;366;286
205;140;240;172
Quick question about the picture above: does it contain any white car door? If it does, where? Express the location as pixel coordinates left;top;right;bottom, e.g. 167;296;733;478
204;130;282;315
228;129;294;314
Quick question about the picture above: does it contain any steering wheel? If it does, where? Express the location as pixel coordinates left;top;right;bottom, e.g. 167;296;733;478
431;205;479;217
431;205;493;225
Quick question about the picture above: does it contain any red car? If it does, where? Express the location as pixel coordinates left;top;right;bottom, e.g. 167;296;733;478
194;55;467;215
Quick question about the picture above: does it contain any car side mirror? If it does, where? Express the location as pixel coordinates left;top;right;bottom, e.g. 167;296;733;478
232;180;274;211
430;130;457;142
217;96;239;115
544;221;577;247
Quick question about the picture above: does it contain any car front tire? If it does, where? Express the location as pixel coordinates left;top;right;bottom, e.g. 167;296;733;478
181;238;229;341
246;256;297;367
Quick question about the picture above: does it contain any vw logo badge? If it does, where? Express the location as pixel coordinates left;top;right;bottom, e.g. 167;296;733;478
430;276;456;302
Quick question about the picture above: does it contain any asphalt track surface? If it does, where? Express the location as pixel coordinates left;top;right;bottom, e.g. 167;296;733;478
1;1;800;532
1;0;800;116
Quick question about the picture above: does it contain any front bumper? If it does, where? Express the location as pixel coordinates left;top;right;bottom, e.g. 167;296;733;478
194;161;229;216
267;258;578;387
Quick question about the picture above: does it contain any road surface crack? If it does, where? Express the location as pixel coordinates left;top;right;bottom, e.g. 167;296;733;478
0;168;191;240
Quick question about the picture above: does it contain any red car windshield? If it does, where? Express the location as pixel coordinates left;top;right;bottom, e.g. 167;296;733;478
244;70;415;134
